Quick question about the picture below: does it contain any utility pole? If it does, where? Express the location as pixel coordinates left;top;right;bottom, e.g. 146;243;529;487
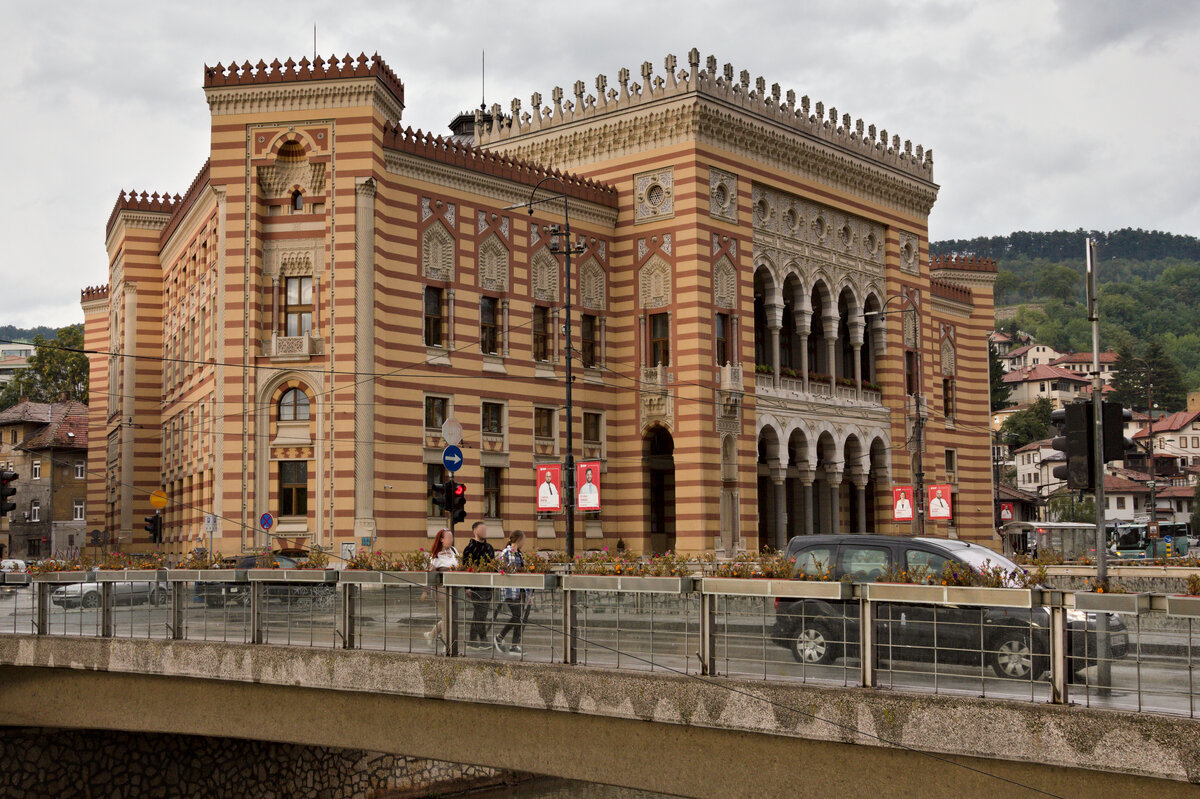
1087;236;1112;693
1145;371;1158;539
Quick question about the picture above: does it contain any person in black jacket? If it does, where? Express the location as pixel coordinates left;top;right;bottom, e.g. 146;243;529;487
461;520;495;650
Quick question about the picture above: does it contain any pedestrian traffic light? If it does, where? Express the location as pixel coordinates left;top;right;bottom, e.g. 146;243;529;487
450;481;467;525
1050;402;1094;491
0;471;17;516
143;513;162;544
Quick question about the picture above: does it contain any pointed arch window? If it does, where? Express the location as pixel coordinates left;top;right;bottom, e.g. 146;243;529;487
291;190;304;212
279;388;310;421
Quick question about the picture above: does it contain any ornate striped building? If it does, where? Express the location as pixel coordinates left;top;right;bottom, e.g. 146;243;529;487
82;51;997;557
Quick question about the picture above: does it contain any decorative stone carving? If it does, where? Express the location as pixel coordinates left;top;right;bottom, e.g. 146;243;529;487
709;167;737;222
531;248;558;302
478;235;509;292
904;309;918;348
633;167;674;223
662;233;672;255
899;231;919;275
941;338;956;376
751;184;885;272
421;223;454;281
421;197;432;221
713;256;736;309
579;258;606;310
639;257;671;309
257;160;326;199
263;239;323;278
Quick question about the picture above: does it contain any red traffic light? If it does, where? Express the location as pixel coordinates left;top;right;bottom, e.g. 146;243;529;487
454;483;466;496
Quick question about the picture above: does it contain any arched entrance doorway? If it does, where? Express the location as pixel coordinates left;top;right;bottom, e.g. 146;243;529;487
643;426;675;553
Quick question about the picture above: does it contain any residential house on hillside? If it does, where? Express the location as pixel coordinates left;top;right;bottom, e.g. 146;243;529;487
1012;438;1063;498
1128;409;1200;476
988;331;1029;357
999;343;1063;372
0;400;89;559
1001;364;1090;407
1050;351;1117;385
0;343;35;387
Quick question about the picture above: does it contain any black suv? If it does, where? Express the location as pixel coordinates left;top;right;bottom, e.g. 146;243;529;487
770;535;1129;680
195;555;335;610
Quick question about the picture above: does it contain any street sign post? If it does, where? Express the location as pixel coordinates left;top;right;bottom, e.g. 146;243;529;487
442;445;463;473
259;512;274;531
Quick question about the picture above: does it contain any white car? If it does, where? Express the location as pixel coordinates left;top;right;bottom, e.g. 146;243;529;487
0;559;26;573
51;581;167;609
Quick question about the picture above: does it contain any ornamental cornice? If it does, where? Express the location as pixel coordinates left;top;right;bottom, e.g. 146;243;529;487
81;298;109;316
930;267;999;290
105;211;170;252
205;78;403;121
488;98;938;218
383;150;619;229
931;294;974;318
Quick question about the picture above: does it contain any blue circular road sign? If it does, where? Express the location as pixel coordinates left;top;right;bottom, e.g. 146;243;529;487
260;512;274;530
1163;535;1173;544
442;445;464;473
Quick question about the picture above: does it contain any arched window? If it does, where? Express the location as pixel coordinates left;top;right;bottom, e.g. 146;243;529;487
291;190;304;212
279;388;310;421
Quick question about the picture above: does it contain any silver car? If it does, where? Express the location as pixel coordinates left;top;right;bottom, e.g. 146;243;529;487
51;581;167;609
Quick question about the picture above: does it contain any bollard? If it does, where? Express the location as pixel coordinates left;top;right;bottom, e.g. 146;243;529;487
251;581;266;645
442;587;459;656
563;589;578;665
340;583;359;650
1048;603;1069;704
34;582;49;635
100;582;115;638
170;581;185;641
859;594;876;689
699;593;717;676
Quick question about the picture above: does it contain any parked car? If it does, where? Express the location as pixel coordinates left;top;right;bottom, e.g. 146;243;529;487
770;535;1129;680
194;554;334;610
51;580;167;609
0;559;26;573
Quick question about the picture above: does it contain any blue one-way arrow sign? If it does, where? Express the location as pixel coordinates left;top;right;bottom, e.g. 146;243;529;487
442;445;464;473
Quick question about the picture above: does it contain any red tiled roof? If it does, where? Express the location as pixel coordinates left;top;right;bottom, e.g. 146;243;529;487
1131;410;1200;439
1104;475;1148;492
1001;364;1089;384
11;400;88;451
1050;352;1118;365
0;401;52;425
1003;344;1034;358
1014;438;1053;453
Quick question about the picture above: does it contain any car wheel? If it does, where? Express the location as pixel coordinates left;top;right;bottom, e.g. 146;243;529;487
81;591;101;609
791;621;838;666
149;588;168;606
990;631;1034;679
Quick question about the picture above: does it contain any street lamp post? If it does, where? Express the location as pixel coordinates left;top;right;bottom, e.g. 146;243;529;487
506;177;586;558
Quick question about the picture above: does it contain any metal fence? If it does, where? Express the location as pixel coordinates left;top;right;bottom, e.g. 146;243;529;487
2;571;1199;719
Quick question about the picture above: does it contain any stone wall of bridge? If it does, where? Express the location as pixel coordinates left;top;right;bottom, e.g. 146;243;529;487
0;727;512;799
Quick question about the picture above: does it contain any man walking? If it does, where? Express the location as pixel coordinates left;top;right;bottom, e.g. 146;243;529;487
461;520;495;650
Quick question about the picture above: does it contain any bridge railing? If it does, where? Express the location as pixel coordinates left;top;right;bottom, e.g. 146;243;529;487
6;571;1200;718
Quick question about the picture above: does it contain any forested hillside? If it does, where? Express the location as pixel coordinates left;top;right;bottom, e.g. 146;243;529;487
932;228;1200;393
0;325;56;343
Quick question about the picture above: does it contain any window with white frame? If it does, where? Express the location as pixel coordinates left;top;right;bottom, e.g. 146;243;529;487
30;500;39;522
32;461;41;480
75;461;85;479
73;499;84;521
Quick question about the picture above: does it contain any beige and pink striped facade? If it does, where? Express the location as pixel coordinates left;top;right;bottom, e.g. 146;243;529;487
83;52;997;557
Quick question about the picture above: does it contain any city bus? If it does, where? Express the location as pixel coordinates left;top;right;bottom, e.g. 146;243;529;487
1109;521;1190;559
1000;521;1099;561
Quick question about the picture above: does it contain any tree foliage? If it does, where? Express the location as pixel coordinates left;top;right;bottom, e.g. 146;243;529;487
0;325;88;410
989;342;1012;411
1046;495;1095;523
999;397;1055;450
1110;341;1187;413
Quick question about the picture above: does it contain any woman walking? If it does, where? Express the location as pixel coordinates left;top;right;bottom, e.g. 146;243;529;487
424;529;458;644
494;530;530;656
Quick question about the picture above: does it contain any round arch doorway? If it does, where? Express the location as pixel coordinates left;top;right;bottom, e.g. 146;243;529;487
643;426;675;553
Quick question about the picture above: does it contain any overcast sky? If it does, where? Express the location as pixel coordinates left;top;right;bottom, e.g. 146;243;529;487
4;0;1198;329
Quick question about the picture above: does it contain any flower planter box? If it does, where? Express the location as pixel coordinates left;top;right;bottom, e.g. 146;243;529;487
562;575;692;594
93;569;168;582
168;569;244;583
1165;595;1200;618
337;570;440;586
32;571;92;584
247;568;337;584
442;572;558;590
698;577;851;600
3;573;30;586
865;583;1042;608
1073;592;1149;615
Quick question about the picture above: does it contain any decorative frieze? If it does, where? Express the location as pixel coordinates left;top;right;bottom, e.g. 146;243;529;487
634;168;674;223
709;168;737;222
899;231;920;276
639;257;671;309
263;239;323;278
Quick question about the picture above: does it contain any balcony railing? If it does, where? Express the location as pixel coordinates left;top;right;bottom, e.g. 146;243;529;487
263;333;321;361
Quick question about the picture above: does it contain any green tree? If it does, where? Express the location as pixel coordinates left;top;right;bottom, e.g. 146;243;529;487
999;397;1055;450
1046;494;1095;523
1192;482;1200;535
989;342;1012;411
0;325;88;410
1143;340;1187;411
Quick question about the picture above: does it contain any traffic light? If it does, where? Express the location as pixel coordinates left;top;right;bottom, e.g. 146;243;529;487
450;481;467;525
143;513;162;544
442;479;458;512
1102;401;1134;463
1050;402;1094;491
431;477;449;513
0;471;16;516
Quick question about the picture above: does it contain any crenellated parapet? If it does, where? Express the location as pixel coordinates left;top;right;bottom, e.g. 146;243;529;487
930;278;973;306
930;255;997;273
203;53;404;108
477;48;933;181
383;125;619;208
80;285;110;303
106;190;180;238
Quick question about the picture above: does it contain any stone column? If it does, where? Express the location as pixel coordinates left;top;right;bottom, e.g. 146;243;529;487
638;314;646;366
501;299;510;357
850;318;865;399
826;467;843;533
447;289;456;349
796;308;811;393
798;468;815;535
271;277;280;337
768;303;783;388
824;315;838;390
771;466;788;551
851;470;869;534
311;274;320;337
